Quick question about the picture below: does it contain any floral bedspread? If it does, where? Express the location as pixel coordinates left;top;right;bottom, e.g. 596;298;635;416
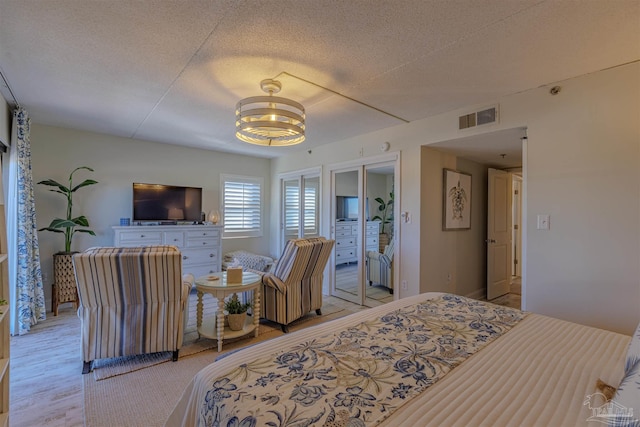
199;294;526;427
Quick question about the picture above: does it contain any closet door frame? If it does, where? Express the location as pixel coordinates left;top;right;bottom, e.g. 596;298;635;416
326;152;400;306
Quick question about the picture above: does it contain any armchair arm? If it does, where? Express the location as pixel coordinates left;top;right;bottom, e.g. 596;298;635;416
181;274;194;301
367;251;391;267
261;273;287;295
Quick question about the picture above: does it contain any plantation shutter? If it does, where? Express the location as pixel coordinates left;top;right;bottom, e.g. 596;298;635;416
222;175;263;238
284;180;300;238
303;179;319;236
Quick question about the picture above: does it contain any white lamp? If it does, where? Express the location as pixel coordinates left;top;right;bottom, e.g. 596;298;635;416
208;209;220;224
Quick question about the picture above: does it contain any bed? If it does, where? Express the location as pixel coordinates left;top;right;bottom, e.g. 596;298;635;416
166;293;639;426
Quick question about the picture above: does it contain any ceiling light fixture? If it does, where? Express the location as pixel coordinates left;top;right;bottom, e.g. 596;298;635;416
235;79;305;146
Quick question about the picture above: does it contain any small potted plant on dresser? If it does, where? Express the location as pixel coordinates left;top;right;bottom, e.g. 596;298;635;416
224;293;251;331
38;166;98;315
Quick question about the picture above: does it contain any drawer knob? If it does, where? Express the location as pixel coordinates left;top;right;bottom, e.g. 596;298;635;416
209;254;214;257
140;234;145;238
173;238;178;242
202;242;207;245
183;256;188;260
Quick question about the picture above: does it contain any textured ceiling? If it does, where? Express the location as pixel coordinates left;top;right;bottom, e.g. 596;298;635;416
0;0;639;161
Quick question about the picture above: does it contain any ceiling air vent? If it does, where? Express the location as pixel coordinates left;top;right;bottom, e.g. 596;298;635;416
459;105;498;130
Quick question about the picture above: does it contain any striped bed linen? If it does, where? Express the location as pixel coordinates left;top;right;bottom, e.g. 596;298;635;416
261;237;335;328
73;245;190;365
166;292;630;427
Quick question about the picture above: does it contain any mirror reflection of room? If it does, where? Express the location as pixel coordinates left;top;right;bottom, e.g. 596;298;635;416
333;168;395;306
365;168;394;304
334;171;360;298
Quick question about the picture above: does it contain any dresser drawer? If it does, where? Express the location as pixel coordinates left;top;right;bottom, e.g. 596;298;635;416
117;230;162;246
182;247;219;264
335;248;356;261
164;231;184;246
335;224;352;237
186;229;220;240
335;237;355;248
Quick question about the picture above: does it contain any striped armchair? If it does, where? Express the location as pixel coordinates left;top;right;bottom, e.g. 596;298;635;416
260;237;335;332
73;245;192;374
366;239;394;294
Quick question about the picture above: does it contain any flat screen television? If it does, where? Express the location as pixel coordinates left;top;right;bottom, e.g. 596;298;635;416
133;183;202;222
336;196;368;221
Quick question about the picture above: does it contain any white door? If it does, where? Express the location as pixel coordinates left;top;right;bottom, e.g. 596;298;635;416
487;168;512;300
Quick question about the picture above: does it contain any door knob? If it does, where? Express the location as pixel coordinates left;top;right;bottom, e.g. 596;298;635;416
486;239;496;243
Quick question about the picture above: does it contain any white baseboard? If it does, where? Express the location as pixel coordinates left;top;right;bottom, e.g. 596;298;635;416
465;289;486;300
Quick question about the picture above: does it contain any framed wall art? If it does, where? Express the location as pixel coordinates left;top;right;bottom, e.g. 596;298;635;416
443;168;471;230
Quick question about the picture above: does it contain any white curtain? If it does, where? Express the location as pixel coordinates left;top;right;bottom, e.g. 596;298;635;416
5;108;45;335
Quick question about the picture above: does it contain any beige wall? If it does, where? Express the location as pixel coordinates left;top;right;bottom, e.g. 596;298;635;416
420;148;487;297
273;62;640;335
30;124;273;307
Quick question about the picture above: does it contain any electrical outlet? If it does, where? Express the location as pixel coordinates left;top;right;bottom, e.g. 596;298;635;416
401;280;408;290
42;272;48;283
359;147;364;157
447;273;451;282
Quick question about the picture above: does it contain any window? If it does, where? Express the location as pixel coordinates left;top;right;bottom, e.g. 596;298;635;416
279;169;321;250
283;177;319;237
221;174;263;238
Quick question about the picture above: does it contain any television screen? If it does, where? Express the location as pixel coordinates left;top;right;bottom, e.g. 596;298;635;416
133;183;202;222
336;196;368;221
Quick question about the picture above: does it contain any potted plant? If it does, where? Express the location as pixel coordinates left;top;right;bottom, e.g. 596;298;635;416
372;192;394;250
224;293;251;331
38;166;98;315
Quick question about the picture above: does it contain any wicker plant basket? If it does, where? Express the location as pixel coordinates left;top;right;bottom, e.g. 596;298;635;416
52;252;79;315
227;313;246;331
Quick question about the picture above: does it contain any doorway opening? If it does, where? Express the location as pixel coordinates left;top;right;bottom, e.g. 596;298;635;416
427;127;526;309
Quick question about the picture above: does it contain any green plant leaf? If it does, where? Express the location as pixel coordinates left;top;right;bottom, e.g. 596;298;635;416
37;179;70;193
374;197;385;205
71;179;98;193
37;227;65;233
45;218;77;229
72;216;90;226
74;229;96;236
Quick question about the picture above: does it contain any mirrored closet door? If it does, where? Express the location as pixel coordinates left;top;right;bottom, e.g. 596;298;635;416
330;155;398;307
332;168;362;304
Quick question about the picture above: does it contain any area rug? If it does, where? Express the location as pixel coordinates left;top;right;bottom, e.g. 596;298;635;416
83;302;354;427
91;302;345;381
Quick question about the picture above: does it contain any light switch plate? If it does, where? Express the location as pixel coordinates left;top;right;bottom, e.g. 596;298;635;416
537;214;550;230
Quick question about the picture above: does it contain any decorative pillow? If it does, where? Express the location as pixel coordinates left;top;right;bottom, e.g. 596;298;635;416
610;359;640;427
223;250;271;272
625;322;640;374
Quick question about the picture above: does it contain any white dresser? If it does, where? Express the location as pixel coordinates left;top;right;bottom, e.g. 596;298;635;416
113;225;223;277
335;220;380;265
